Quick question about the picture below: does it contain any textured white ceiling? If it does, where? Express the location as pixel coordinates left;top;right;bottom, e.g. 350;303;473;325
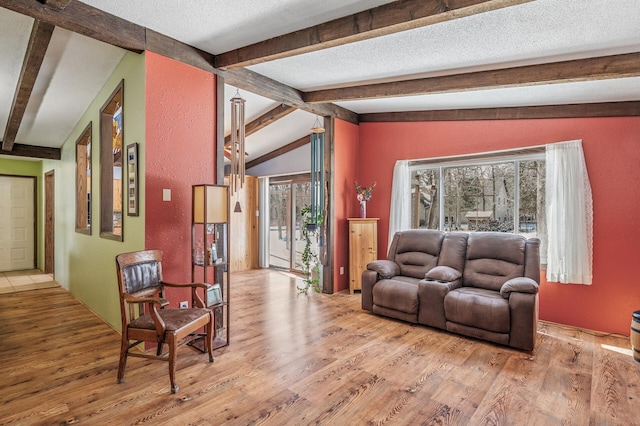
249;0;640;91
16;28;125;147
0;9;33;137
338;77;640;114
78;0;396;53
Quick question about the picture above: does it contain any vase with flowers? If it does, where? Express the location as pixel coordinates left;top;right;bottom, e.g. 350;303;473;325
355;181;376;218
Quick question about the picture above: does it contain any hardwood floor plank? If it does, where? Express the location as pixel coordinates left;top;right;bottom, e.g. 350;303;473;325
1;269;639;425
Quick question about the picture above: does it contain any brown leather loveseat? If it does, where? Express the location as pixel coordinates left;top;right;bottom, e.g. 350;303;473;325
361;230;541;351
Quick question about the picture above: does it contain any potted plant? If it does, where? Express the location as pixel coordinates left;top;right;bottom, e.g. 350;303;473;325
298;205;323;293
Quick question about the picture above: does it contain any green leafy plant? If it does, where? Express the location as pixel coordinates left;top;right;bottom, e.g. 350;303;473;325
298;205;323;293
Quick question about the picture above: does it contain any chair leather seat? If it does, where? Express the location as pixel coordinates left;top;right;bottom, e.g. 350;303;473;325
130;308;211;331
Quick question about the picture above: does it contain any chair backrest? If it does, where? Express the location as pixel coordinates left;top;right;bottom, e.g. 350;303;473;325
462;232;539;291
388;230;444;279
115;250;164;325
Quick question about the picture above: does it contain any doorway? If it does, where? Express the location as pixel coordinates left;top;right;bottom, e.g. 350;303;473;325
268;175;316;272
0;175;36;272
45;171;54;275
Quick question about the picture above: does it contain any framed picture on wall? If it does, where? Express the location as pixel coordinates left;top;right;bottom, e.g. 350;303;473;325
126;142;138;216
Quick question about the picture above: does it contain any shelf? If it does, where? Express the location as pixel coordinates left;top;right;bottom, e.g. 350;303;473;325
188;335;228;353
191;184;230;351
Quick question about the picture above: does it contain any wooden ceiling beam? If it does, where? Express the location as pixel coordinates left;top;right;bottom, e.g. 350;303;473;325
145;29;214;73
305;52;640;103
245;135;310;170
0;0;145;52
2;20;54;152
358;101;640;122
38;0;71;10
215;0;533;69
224;104;296;145
0;143;61;160
221;68;358;124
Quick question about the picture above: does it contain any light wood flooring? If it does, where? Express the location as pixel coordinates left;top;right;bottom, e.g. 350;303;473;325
1;269;638;425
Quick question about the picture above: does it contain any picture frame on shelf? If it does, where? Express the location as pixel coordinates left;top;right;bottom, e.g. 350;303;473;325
206;283;222;307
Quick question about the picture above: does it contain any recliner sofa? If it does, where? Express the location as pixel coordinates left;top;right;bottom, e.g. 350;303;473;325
362;230;540;351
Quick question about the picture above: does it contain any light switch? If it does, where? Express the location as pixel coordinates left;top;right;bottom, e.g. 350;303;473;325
163;189;171;201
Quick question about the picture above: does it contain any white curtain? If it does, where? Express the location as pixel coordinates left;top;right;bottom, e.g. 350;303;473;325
546;140;593;284
388;160;411;251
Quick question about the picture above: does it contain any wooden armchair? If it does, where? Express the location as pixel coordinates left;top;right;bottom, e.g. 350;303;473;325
115;249;214;393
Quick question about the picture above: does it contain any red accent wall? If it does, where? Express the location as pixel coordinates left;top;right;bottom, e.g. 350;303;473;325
357;117;640;335
333;119;360;292
145;52;216;306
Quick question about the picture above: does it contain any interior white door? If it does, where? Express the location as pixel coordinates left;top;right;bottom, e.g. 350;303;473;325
0;176;35;272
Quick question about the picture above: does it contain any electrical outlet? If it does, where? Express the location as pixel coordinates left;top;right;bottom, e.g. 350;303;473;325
179;301;188;309
340;266;344;275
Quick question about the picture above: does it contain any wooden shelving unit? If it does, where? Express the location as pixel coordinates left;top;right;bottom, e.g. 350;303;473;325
191;184;230;350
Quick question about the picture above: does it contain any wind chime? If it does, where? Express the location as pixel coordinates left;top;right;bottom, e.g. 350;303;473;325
229;89;246;212
310;116;325;228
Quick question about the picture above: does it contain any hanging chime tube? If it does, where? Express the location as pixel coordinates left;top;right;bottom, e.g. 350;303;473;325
230;91;246;195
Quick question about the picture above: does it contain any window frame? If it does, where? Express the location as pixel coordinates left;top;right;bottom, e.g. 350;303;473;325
409;150;545;235
99;80;124;241
75;122;92;235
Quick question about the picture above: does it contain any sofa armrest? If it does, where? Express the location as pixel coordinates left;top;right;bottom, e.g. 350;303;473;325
500;277;539;299
425;265;462;282
361;270;379;311
418;277;461;329
367;260;400;279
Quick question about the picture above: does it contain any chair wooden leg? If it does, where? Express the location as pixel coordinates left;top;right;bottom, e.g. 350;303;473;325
207;311;215;363
117;334;128;384
168;334;179;394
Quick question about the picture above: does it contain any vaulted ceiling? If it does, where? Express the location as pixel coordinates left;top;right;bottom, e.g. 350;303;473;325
1;0;639;163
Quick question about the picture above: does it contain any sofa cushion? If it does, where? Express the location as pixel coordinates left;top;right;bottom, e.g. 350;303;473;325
463;232;526;291
372;277;420;315
444;287;510;333
391;230;444;279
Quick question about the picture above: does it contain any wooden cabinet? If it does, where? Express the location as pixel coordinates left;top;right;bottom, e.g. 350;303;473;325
348;218;378;294
191;184;230;350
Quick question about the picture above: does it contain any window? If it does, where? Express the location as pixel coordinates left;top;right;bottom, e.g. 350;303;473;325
75;122;92;234
99;80;124;241
410;152;546;255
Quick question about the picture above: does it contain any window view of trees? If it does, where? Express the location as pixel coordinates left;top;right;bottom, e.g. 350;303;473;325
411;159;545;243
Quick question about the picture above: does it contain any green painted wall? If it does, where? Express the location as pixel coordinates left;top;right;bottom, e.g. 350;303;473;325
41;51;146;330
0;158;43;268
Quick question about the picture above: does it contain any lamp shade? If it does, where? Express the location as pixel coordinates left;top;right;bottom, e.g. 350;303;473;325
193;185;228;224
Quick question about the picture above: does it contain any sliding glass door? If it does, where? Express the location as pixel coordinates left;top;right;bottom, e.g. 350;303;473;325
268;176;315;272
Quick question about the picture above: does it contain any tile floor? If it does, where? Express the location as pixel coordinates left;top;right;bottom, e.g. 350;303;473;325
0;270;59;294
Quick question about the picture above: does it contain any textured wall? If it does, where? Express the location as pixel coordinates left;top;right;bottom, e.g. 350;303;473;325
145;52;216;307
359;117;640;335
333;119;360;293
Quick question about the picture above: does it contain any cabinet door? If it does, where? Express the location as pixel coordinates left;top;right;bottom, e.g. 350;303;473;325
349;220;377;293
